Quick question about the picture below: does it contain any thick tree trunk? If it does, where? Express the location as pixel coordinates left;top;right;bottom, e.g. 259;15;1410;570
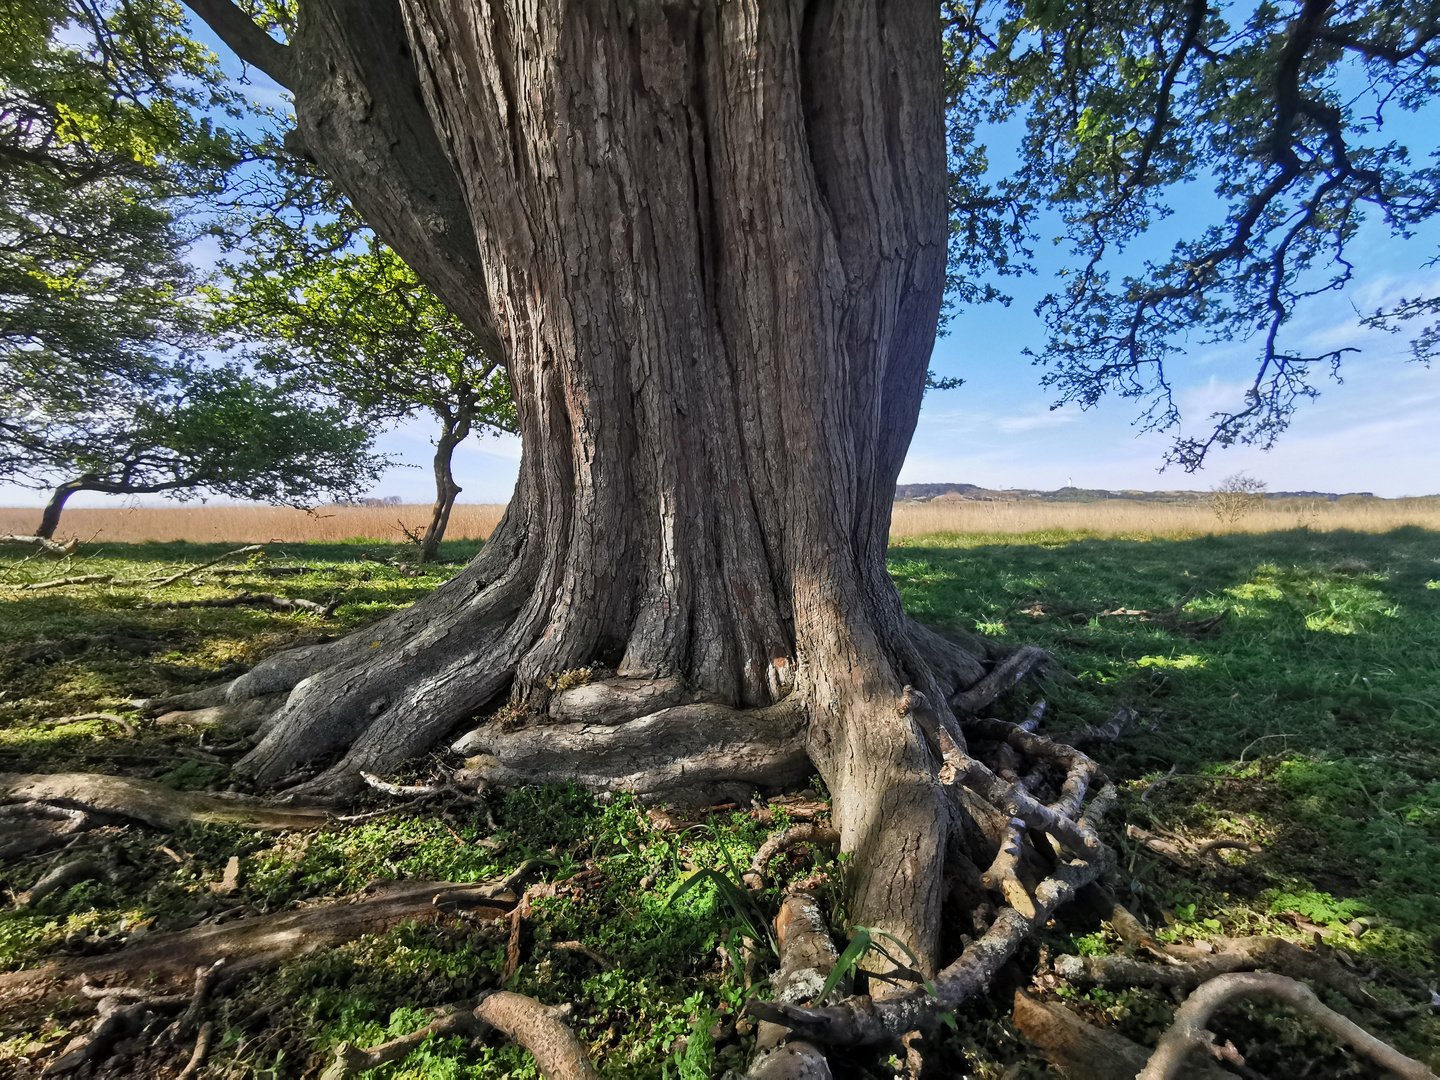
418;407;469;563
184;0;998;972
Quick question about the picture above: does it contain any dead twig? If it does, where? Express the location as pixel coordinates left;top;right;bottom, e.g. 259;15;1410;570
360;771;445;797
742;824;841;889
552;941;614;969
150;546;265;588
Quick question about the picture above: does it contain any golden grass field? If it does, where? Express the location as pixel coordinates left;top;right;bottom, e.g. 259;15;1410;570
890;494;1440;538
0;503;509;544
1;494;1437;544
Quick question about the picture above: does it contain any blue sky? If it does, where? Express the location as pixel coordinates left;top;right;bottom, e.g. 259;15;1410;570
4;19;1437;509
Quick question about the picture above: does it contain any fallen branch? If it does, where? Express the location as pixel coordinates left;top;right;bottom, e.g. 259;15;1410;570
34;712;137;736
0;534;77;556
0;879;514;1008
951;646;1051;715
150;545;265;588
140;590;338;615
1139;973;1437;1080
552;941;614;969
19;574;112;591
0;772;334;832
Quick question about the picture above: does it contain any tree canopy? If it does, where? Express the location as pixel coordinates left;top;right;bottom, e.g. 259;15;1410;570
943;0;1440;468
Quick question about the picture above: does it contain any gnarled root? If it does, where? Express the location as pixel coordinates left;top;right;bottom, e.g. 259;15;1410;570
1012;992;1232;1080
747;719;1117;1047
321;992;596;1080
1054;933;1379;1010
452;699;811;805
1139;973;1438;1080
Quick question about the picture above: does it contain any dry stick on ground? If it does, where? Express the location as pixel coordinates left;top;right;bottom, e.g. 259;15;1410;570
34;712;137;736
149;545;265;588
1126;824;1262;867
552;941;614;969
1139;973;1438;1080
141;590;339;615
18;573;113;591
360;771;447;797
742;825;841;890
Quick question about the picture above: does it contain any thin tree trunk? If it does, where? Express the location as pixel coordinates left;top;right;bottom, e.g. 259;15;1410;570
36;479;86;540
418;408;470;563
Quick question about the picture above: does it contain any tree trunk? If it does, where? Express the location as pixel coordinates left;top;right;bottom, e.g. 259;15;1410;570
36;479;85;539
418;407;469;563
185;0;999;972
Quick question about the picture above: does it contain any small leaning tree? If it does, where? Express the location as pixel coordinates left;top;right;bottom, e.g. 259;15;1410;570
210;160;515;562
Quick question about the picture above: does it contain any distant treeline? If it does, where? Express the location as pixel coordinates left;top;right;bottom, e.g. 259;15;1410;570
893;484;1392;504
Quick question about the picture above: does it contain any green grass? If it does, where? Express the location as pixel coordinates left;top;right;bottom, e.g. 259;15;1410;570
1;530;1437;1076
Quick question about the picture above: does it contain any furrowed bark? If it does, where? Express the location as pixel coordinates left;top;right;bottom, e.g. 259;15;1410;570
178;0;974;970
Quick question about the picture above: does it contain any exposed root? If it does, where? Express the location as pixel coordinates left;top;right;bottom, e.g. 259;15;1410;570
950;646;1050;715
0;772;334;831
475;992;597;1080
546;677;692;724
321;1004;487;1080
748;892;841;1079
175;1021;214;1080
140;590;339;615
0;801;95;860
748;783;1115;1046
1046;707;1143;748
1054;934;1380;1010
17;855;117;908
552;941;614;969
743;826;840;890
1012;992;1231;1080
452;700;810;804
151;693;290;738
1139;972;1437;1080
0;880;513;1007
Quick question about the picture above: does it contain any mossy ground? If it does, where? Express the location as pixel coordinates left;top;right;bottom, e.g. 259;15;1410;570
1;529;1437;1076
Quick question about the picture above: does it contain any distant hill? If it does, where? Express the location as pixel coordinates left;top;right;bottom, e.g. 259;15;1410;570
893;484;1381;503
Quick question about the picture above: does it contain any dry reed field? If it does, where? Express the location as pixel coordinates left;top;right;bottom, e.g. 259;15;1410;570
888;494;1440;539
0;502;507;544
2;495;1437;544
